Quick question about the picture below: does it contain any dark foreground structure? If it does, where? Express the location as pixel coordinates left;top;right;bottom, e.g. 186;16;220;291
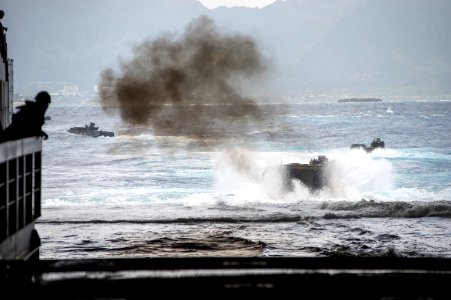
1;256;450;299
1;11;42;262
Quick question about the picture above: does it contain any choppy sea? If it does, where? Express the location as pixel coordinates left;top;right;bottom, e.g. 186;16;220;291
36;97;451;259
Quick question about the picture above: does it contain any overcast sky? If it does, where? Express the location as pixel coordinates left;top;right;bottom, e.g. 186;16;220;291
198;0;277;9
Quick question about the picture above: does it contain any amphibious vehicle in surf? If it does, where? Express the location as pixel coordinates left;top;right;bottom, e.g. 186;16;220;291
68;122;114;138
351;137;385;153
282;155;330;191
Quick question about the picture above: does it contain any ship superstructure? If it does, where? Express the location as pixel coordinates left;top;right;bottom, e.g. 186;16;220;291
0;10;41;260
0;10;13;130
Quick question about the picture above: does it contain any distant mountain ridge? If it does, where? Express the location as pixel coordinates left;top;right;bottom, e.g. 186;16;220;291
3;0;451;98
338;98;382;103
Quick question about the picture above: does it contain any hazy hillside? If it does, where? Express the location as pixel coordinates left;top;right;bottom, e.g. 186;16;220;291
3;0;206;91
3;0;451;98
290;0;451;96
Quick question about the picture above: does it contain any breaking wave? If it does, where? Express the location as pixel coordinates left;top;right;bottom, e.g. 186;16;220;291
320;199;451;219
37;214;302;224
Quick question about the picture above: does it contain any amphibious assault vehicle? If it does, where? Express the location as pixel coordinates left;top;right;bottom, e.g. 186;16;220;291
282;155;330;191
350;137;385;153
68;122;114;138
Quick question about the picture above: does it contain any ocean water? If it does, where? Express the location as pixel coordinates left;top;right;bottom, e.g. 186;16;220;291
36;97;451;259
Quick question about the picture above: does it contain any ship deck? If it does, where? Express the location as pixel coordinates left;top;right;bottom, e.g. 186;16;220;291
1;256;450;299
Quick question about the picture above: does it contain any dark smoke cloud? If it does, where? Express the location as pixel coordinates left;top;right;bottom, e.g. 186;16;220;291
99;16;266;139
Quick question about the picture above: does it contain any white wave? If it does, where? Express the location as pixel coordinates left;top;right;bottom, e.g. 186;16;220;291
212;148;395;204
331;150;394;193
373;148;450;160
271;150;394;202
378;186;451;202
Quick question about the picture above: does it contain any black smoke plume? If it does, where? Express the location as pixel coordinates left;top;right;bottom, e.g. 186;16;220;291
99;16;266;139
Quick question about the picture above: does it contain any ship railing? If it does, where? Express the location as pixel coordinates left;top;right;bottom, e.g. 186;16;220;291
0;137;42;258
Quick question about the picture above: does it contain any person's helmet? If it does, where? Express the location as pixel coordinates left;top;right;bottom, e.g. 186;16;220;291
35;91;51;104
